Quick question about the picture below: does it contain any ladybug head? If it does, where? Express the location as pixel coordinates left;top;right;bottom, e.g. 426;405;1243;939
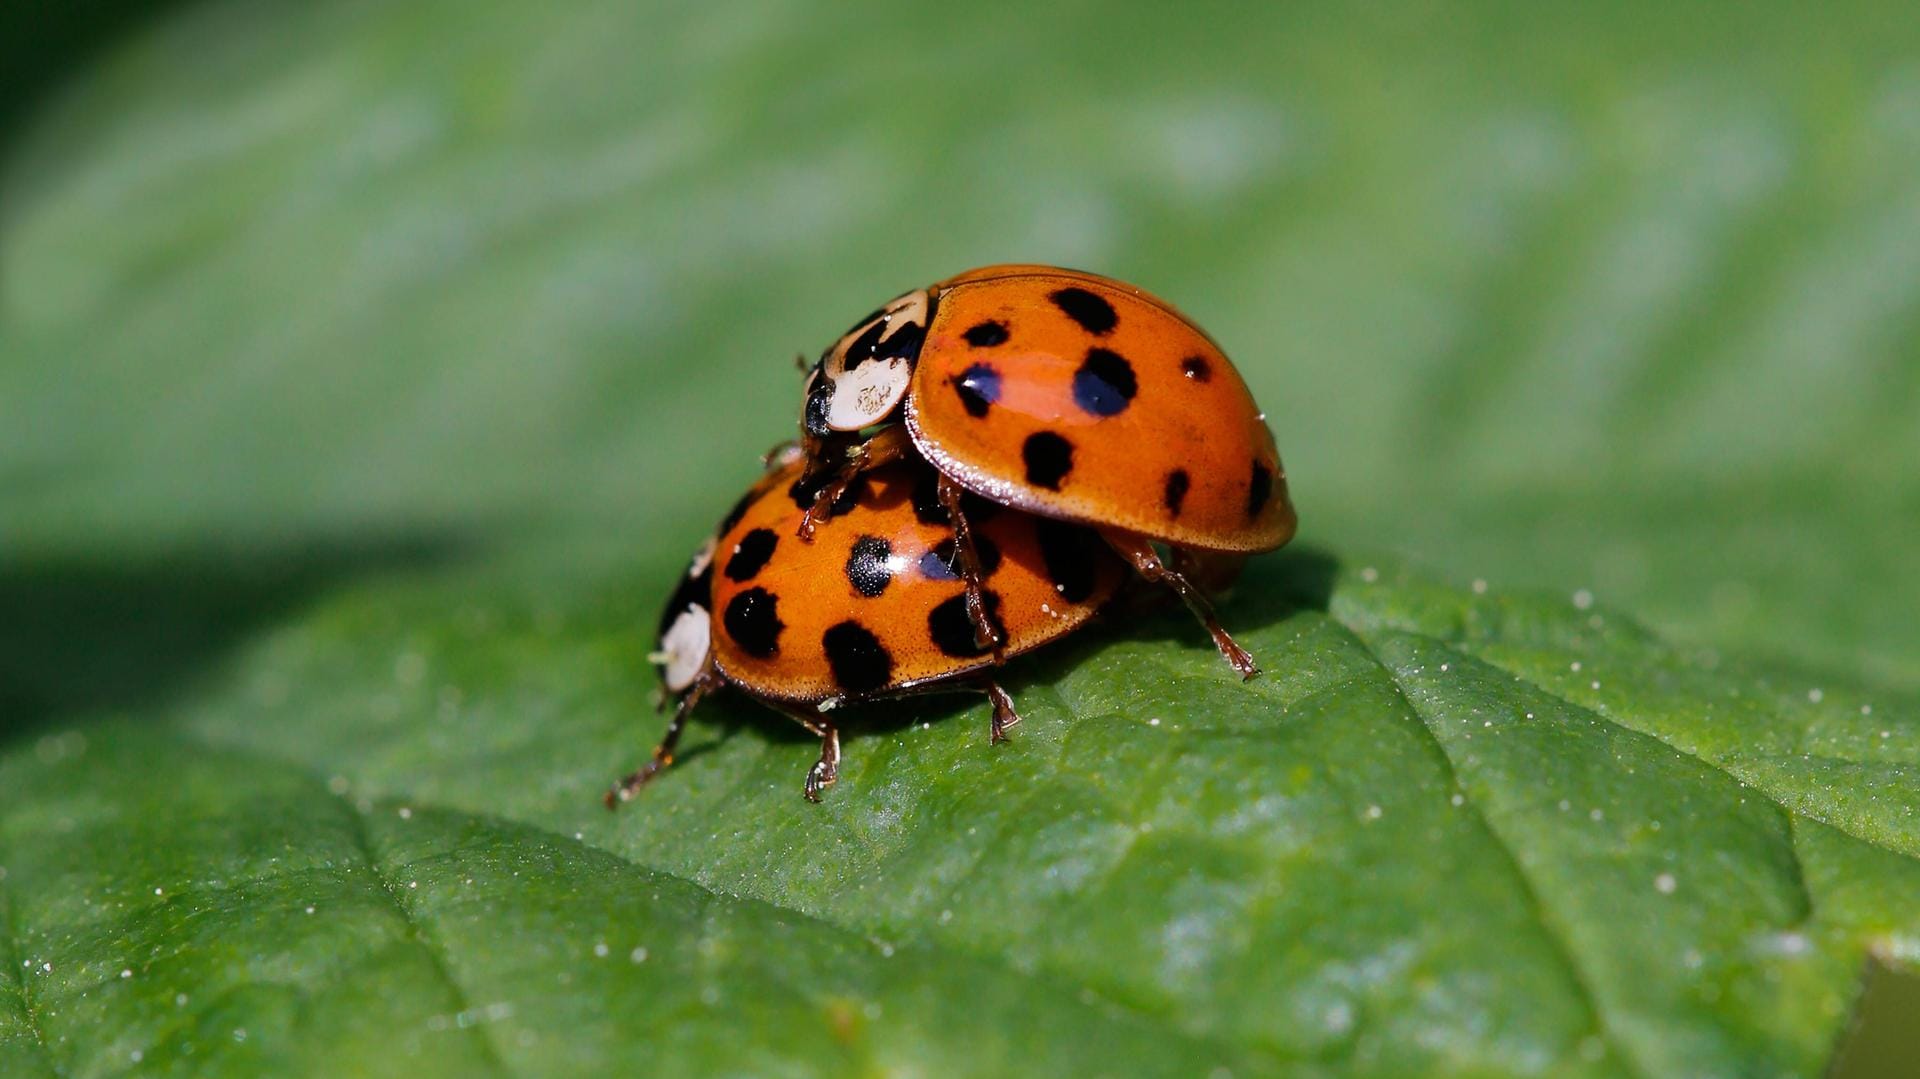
801;288;930;441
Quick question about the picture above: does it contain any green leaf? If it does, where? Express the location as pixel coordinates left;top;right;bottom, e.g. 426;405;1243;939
5;1;1920;1076
3;549;1916;1077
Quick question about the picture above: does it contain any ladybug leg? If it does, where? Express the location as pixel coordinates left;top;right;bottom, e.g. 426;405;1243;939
805;723;842;802
936;473;1007;661
769;703;843;802
1170;547;1250;594
1100;529;1261;681
976;676;1024;744
606;667;724;809
797;427;917;542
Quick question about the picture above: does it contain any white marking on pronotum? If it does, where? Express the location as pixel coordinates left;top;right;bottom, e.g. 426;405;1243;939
658;606;711;693
822;290;930;431
827;357;913;430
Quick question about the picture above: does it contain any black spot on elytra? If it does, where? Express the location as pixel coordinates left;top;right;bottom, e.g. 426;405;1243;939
1022;431;1075;490
723;587;784;658
823;621;893;693
963;320;1009;347
1034;519;1102;604
1247;460;1274;518
927;591;1006;658
1163;469;1191;518
1072;348;1137;417
1181;356;1212;382
910;470;1002;527
917;534;1002;581
1050;287;1117;335
845;536;893;598
787;472;868;518
952;363;1001;418
724;528;778;581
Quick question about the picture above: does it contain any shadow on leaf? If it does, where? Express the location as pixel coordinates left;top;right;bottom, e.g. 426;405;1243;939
0;533;469;745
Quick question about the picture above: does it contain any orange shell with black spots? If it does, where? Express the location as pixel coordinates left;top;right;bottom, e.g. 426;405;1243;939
708;454;1125;704
904;265;1296;554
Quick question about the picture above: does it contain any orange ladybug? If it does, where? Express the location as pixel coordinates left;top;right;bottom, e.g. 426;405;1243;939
611;447;1125;804
797;265;1295;679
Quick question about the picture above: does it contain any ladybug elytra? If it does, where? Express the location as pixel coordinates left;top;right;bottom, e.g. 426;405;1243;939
612;447;1125;804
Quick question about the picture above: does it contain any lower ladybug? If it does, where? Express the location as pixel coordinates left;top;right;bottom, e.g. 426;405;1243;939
610;447;1126;804
796;265;1296;681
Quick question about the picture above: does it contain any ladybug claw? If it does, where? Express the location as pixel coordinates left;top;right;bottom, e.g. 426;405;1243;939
803;762;835;802
979;678;1023;744
605;751;673;810
799;719;842;803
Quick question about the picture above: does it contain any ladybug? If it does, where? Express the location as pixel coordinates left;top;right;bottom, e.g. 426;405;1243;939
797;265;1295;679
611;447;1126;804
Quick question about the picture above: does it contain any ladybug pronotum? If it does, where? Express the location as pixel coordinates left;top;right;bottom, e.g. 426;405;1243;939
798;265;1296;679
611;447;1125;804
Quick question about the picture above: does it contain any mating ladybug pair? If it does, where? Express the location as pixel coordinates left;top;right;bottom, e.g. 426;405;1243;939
610;265;1296;804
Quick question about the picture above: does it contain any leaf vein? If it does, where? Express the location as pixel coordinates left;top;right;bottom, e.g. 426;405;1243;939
1445;642;1920;867
1350;631;1644;1079
335;793;515;1078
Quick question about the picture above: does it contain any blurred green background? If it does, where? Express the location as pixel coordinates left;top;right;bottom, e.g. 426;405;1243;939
5;0;1918;690
3;2;1920;1076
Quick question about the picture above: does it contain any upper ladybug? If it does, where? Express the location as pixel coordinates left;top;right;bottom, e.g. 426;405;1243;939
797;265;1296;678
